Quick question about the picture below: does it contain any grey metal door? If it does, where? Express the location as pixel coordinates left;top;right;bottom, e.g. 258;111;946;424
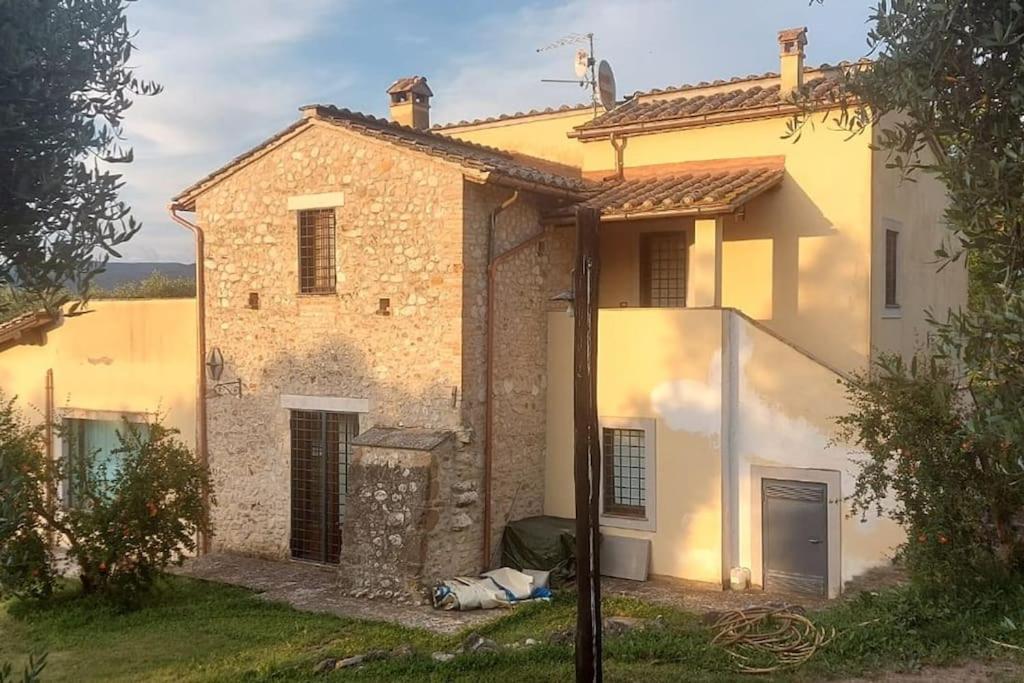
762;479;828;596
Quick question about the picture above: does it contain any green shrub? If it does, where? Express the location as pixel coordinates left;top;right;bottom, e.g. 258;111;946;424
0;395;212;604
838;349;1024;591
91;272;195;299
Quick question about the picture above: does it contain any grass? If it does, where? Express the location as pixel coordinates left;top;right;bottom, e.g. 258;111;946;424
3;576;1024;682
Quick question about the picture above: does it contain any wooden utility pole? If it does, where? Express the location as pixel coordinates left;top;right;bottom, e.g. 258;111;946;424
573;206;602;683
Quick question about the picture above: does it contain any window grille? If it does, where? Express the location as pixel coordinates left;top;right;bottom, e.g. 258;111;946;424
885;229;899;308
289;410;357;563
298;209;337;294
602;427;647;518
640;231;687;307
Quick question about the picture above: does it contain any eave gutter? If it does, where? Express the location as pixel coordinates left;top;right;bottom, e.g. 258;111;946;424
168;202;211;555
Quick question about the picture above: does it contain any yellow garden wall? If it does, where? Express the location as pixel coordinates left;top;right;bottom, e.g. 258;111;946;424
0;299;197;446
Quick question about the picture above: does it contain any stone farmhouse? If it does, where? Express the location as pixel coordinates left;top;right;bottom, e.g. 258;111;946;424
169;28;965;600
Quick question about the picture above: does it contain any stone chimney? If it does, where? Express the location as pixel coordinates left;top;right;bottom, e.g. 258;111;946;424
777;27;807;94
387;76;432;129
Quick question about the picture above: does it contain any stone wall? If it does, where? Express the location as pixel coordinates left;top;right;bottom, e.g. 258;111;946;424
462;184;575;566
196;123;473;563
340;428;452;602
193;118;574;592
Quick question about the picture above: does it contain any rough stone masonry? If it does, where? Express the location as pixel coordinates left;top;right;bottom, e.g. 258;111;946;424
194;119;572;598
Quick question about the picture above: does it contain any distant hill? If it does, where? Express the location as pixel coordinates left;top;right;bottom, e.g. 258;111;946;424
90;262;195;289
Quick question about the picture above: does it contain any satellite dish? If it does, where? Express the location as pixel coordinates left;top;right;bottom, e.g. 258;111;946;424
574;49;590;78
597;60;616;111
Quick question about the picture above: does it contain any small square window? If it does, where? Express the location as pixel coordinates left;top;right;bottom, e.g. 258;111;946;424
298;209;336;294
600;418;656;531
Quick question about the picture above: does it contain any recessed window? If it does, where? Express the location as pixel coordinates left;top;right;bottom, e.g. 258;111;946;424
63;418;149;506
298;209;336;294
599;417;656;531
640;232;687;307
884;228;899;308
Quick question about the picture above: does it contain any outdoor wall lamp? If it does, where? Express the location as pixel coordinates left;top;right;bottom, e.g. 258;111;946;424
551;289;575;317
206;347;225;381
205;346;242;398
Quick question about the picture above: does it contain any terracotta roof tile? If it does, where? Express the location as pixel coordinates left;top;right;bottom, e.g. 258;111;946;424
173;106;592;207
306;106;590;195
0;310;54;348
432;102;595;130
387;76;433;97
569;162;785;218
577;77;838;132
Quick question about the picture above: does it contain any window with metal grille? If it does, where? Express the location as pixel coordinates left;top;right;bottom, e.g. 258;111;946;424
602;427;647;518
289;410;358;563
884;229;899;308
640;231;687;307
298;209;336;294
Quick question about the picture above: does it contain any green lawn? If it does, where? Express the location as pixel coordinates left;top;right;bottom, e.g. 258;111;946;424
3;576;1024;682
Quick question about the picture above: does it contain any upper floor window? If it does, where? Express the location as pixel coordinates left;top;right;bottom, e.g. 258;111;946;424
885;228;899;308
640;231;687;307
298;208;336;294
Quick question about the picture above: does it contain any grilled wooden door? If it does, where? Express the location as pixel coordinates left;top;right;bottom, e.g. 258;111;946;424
289;410;358;563
762;479;828;596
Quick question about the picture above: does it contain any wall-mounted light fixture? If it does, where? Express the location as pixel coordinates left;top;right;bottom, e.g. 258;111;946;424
206;347;224;381
205;346;242;397
551;289;575;317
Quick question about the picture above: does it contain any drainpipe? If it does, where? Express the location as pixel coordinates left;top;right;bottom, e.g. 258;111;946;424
168;203;211;555
482;190;523;570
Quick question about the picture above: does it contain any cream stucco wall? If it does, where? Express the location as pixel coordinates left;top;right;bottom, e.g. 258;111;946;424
0;299;197;445
545;307;902;592
869;116;967;360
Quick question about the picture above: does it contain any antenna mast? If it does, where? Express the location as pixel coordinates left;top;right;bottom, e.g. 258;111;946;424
537;32;599;117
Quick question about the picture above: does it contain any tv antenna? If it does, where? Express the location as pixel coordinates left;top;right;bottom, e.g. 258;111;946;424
538;32;616;117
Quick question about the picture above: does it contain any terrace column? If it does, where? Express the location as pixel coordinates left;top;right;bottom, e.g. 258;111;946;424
690;216;724;307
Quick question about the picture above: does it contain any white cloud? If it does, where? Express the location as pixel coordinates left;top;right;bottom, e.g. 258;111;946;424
114;0;353;262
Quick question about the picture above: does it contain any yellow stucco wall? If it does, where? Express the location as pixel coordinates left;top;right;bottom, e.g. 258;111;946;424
546;308;725;583
0;299;197;446
581;117;875;374
545;307;903;591
440;109;594;169
869;116;967;360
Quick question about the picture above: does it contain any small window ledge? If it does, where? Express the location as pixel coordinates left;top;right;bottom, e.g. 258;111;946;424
881;306;903;319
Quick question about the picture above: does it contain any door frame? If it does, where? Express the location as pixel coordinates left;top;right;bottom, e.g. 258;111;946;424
750;465;841;598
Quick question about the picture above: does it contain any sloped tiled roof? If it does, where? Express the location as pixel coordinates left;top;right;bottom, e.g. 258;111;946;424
433;102;595;130
575;77;838;133
172;106;591;208
305;106;589;194
0;310;54;348
554;159;785;220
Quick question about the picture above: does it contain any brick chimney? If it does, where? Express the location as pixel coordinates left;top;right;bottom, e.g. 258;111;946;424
777;27;807;94
387;76;432;129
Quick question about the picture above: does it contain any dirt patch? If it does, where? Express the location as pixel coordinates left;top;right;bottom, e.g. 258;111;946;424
173;553;504;635
602;575;829;614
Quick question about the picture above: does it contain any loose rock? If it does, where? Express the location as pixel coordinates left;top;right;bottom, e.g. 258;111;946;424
432;652;455;663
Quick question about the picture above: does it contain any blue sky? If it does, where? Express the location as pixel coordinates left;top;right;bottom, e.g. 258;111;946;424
119;0;876;263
